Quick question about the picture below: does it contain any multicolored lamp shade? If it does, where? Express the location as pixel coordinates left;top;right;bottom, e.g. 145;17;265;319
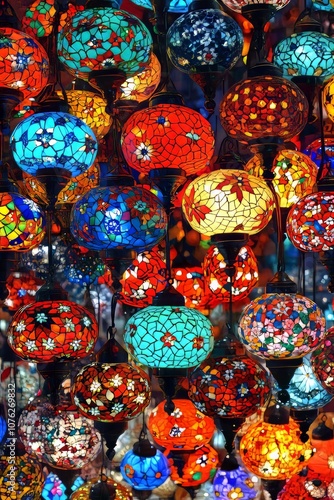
57;163;100;205
168;445;219;488
120;53;161;103
220;75;309;144
182;169;275;236
4;269;43;311
222;0;290;12
203;245;258;302
70;476;132;500
10;112;98;178
0;192;46;252
121;103;215;176
64;246;110;286
70;185;167;253
188;354;271;418
18;396;54;458
0;27;49;99
71;362;151;422
172;266;216;311
213;463;259;500
244;149;318;208
0;454;44;500
277;468;334;499
238;293;326;359
41;472;67;500
120;249;167;308
124;306;214;369
166;9;243;75
274;32;334;79
304;137;334;171
323;77;334;123
147;399;216;451
7;300;99;362
239;418;313;479
129;0;192;12
311;329;334;395
57;7;152;80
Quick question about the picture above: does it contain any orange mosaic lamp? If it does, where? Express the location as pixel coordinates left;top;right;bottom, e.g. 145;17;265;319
172;265;216;311
120;53;161;103
168;445;219;488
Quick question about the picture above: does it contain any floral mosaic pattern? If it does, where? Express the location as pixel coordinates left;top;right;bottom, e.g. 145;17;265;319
71;477;132;500
213;465;259;499
182;169;274;236
121;103;215;176
238;293;326;359
278;469;334;499
4;270;43;311
7;300;99;362
71;362;151;422
0;454;44;499
311;328;334;395
168;445;218;487
70;185;167;252
124;305;214;369
120;447;170;490
120;53;161;103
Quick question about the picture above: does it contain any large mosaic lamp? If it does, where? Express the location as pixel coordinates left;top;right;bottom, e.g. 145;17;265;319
0;454;44;500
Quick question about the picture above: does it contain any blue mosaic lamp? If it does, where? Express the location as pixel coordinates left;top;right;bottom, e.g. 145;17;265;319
10;112;98;178
213;454;259;500
129;0;192;13
41;472;67;500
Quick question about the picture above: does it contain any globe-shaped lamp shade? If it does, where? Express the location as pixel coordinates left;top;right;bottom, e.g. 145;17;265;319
182;169;275;236
213;465;259;500
244;149;318;208
18;397;55;458
277;469;334;499
121;103;215;176
222;0;290;13
166;9;243;74
147;399;216;451
70;185;167;252
172;266;216;311
0;27;49;99
4;270;43;311
274;32;334;79
124;306;214;369
120;249;167;308
120;53;161;103
57;163;100;205
311;329;334;395
168;445;219;487
57;8;153;80
71;477;132;500
120;447;170;490
238;293;326;359
203;245;258;303
220;76;309;144
71;362;151;422
239;418;313;479
0;454;44;499
323;76;334;123
304;137;334;171
10;112;98;177
7;300;99;362
0;193;46;252
286;192;334;252
188;355;271;418
129;0;192;12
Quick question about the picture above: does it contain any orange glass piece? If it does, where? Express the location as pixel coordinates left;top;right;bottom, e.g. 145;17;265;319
57;163;100;205
168;445;219;488
120;53;161;103
172;266;217;311
4;270;44;311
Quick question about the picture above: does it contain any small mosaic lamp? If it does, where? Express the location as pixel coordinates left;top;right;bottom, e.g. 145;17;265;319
7;299;99;362
70;476;132;500
41;472;67;500
277;468;334;500
304;137;334;171
10;111;98;178
119;53;161;103
311;328;334;395
64;246;110;287
168;444;219;488
129;0;192;12
0;454;44;500
4;269;43;311
213;454;260;500
172;266;215;311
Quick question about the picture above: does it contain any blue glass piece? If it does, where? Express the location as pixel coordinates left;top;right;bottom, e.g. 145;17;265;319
213;466;258;499
0;416;6;443
41;472;67;500
120;448;170;490
129;0;192;12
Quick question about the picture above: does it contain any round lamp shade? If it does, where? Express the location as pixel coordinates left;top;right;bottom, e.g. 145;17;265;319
311;329;334;395
0;27;49;99
274;32;334;79
0;454;44;499
0;192;46;252
120;447;170;490
239;418;313;479
166;9;243;74
222;0;290;13
121;103;215;176
7;300;99;362
286;192;334;252
124;306;214;369
304;137;334;171
168;445;219;487
129;0;192;12
57;8;152;79
244;149;318;208
10;112;98;177
57;163;100;205
71;362;151;422
277;469;334;499
182;169;275;236
4;269;43;311
324;76;334;123
238;293;326;359
64;246;110;286
120;53;161;103
71;477;132;500
188;355;271;418
203;245;258;302
147;399;215;451
70;185;167;252
18;396;54;458
220;75;309;144
213;465;259;500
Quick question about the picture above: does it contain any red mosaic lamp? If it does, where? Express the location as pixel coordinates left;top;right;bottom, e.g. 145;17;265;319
277;469;334;500
168;444;219;489
4;268;43;311
311;327;334;395
172;265;216;312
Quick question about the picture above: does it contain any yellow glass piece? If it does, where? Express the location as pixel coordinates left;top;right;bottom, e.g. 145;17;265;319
57;163;100;204
120;53;161;103
323;76;334;123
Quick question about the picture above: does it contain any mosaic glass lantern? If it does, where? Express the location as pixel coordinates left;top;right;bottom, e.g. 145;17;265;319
18;396;53;458
0;454;44;499
124;306;214;369
4;269;43;311
166;8;243;75
324;76;334;123
239;417;313;479
277;469;334;500
64;246;110;286
168;445;219;488
311;329;334;395
120;249;167;308
0;192;46;252
238;292;326;359
172;266;215;311
70;185;167;253
70;476;132;500
188;354;271;418
129;0;192;12
304;137;334;171
220;76;309;144
213;463;259;500
57;7;153;80
203;245;258;302
274;32;334;79
120;53;161;103
41;472;67;500
244;149;318;209
0;27;49;99
222;0;290;12
7;300;99;362
147;399;215;451
22;1;84;38
71;362;151;422
57;163;100;205
10;112;98;178
286;192;334;252
182;169;275;236
121;103;215;176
